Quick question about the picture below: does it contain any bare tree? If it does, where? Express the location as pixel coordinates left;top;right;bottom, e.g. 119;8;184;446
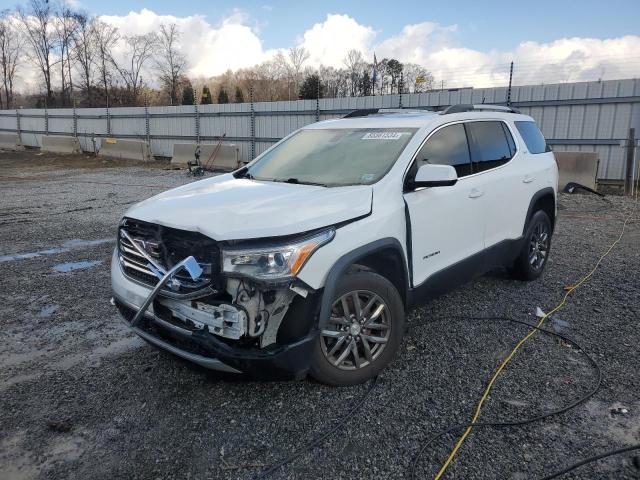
343;49;364;96
92;19;119;107
114;32;157;105
0;11;23;109
55;4;80;106
155;23;186;105
288;46;309;98
72;13;97;105
19;0;56;106
402;63;434;93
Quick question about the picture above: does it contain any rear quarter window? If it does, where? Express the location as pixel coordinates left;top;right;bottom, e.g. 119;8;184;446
515;121;549;154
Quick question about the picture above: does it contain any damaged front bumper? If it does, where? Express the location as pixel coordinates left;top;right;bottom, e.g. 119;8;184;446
111;250;320;380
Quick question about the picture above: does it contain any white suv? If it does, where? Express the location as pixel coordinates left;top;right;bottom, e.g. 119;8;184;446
111;104;558;386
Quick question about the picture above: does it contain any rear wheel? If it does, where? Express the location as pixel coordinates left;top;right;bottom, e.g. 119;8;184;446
310;270;404;386
510;210;552;281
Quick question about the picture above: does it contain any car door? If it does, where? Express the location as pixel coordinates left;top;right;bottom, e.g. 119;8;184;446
403;123;487;289
465;120;523;247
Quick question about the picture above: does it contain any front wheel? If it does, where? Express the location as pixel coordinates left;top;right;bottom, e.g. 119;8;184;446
509;210;552;281
309;270;405;386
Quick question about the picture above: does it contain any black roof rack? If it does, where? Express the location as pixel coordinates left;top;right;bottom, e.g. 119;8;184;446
440;104;520;115
342;108;436;118
343;108;380;118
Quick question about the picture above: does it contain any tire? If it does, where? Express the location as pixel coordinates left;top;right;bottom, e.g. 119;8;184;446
509;210;552;281
309;270;405;386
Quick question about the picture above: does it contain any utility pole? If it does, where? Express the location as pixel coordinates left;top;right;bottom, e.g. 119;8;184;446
625;128;636;196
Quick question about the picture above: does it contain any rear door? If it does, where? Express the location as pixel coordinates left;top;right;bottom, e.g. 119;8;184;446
465;120;523;247
403;123;487;288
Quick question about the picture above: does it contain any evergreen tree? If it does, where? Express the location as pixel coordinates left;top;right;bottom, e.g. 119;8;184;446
201;85;212;104
217;88;229;104
181;82;195;105
298;74;324;100
361;71;372;96
235;86;244;103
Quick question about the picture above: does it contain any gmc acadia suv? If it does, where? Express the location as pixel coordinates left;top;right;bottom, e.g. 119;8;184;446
111;104;558;386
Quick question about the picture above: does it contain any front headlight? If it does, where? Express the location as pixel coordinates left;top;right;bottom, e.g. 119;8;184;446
221;229;335;281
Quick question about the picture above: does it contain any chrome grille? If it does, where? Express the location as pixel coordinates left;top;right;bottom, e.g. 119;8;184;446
118;218;221;295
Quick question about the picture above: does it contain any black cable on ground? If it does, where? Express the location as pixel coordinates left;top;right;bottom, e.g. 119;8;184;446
408;315;603;480
539;444;640;479
253;376;378;479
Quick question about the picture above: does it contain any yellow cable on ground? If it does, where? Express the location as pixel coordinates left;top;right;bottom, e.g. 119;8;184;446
433;181;640;480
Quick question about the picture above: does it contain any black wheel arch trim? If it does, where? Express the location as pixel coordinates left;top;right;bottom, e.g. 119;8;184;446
524;187;556;235
317;237;410;330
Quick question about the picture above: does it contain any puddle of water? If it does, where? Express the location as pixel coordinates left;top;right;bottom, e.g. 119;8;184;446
53;260;103;273
0;238;113;263
38;305;60;317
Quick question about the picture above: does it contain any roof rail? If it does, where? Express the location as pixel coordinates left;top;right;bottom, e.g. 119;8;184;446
343;108;379;118
440;104;521;115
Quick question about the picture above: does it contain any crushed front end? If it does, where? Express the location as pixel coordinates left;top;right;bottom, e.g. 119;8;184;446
111;218;328;379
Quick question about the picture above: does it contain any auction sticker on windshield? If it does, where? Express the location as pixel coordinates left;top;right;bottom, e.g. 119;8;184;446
362;132;404;140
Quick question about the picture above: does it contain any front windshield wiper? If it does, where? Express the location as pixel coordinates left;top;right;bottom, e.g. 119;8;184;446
273;177;328;187
233;166;253;179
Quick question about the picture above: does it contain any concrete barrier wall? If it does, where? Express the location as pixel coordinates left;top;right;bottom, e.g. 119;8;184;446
99;138;152;162
555;151;599;190
41;135;82;154
171;143;240;171
0;133;23;151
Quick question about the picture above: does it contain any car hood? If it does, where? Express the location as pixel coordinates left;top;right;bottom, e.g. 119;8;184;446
125;174;372;240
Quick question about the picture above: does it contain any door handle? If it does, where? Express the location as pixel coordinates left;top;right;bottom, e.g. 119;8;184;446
523;175;535;183
468;188;484;198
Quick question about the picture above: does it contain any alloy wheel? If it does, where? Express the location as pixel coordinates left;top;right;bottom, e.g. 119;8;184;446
320;290;391;370
529;222;550;270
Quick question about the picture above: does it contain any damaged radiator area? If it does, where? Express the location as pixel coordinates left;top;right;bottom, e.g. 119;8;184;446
154;279;298;348
118;218;309;349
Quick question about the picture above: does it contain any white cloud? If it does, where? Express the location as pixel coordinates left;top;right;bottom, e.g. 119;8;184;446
298;14;376;67
100;8;269;79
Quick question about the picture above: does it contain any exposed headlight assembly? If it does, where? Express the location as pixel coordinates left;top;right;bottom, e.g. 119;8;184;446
221;229;335;281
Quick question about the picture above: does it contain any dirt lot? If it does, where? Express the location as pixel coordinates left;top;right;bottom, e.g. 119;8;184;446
1;149;639;480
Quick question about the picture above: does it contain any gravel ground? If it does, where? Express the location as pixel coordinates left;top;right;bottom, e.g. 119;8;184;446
1;150;639;480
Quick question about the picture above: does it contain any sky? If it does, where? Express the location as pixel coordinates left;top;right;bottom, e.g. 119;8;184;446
4;0;640;90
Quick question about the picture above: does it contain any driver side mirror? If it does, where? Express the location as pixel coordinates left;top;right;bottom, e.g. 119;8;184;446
411;164;458;188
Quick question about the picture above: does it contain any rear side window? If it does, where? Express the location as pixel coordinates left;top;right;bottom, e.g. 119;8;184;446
416;123;472;177
466;121;514;172
515;121;549;154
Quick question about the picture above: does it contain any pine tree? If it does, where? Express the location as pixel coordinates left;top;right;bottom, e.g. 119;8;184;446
201;85;212;105
299;74;324;100
217;88;229;104
235;86;244;103
181;82;195;105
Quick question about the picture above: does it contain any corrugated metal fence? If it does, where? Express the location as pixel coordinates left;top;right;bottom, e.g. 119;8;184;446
1;78;638;180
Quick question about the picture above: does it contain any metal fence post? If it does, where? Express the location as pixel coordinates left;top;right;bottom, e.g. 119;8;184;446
250;86;255;160
73;98;78;138
625;128;636;195
16;109;21;146
106;105;111;136
316;80;320;122
145;96;151;145
399;72;404;109
507;61;514;106
194;101;200;145
44;107;49;136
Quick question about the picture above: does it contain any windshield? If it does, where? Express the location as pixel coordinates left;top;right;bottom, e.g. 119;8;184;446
246;128;417;186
